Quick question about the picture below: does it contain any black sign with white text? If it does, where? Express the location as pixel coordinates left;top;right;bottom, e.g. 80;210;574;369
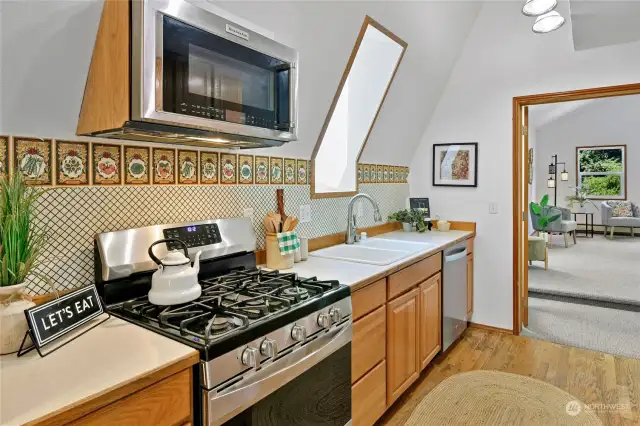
24;285;104;348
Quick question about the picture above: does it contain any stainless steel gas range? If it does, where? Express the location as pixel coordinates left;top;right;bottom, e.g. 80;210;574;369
94;218;352;426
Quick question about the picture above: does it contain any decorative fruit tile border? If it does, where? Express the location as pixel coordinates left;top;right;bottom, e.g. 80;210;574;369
178;150;198;185
238;154;254;185
200;151;218;184
56;140;89;186
0;136;9;180
152;148;176;185
254;156;269;184
220;153;237;184
3;136;409;187
14;137;53;185
124;146;150;185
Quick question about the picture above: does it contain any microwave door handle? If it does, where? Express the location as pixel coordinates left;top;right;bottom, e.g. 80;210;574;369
205;323;351;426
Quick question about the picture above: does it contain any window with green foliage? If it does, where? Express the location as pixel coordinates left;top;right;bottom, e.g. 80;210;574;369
576;145;626;199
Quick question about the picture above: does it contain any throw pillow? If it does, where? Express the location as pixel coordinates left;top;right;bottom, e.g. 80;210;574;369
609;200;633;217
633;203;640;218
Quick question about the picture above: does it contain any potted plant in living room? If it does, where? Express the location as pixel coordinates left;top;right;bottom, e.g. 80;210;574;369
0;174;49;354
566;186;597;212
388;209;428;233
530;195;561;243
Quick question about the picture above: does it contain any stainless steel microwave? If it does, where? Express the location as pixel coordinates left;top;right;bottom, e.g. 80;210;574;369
123;0;298;147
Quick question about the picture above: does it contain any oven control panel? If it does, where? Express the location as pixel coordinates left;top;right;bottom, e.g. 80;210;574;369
163;224;222;250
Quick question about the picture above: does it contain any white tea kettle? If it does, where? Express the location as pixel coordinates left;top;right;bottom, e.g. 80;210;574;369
148;239;202;305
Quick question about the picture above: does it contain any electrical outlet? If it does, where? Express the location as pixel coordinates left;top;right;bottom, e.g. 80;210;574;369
357;202;364;218
489;202;499;214
299;205;312;223
243;208;254;218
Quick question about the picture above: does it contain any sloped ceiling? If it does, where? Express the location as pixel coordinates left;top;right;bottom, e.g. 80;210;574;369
570;0;640;51
214;1;482;165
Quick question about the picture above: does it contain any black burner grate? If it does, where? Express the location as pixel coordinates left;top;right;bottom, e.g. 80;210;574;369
118;268;339;344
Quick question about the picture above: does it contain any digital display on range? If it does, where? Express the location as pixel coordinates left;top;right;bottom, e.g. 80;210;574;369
163;223;222;249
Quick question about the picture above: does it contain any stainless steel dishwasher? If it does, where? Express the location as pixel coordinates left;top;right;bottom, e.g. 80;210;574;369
442;242;469;351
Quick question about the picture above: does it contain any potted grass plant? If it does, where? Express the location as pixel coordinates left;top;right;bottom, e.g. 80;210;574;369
0;174;49;354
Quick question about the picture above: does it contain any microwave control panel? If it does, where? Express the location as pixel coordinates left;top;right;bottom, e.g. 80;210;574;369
163;224;222;250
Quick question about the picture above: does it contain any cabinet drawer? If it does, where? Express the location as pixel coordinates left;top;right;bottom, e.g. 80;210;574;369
69;369;192;426
352;305;386;383
352;278;386;320
352;361;386;426
466;237;474;254
388;253;441;299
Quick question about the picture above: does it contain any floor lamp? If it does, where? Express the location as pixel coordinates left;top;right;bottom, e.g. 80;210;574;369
547;154;569;206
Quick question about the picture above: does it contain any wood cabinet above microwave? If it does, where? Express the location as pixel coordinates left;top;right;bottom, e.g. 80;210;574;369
77;0;299;149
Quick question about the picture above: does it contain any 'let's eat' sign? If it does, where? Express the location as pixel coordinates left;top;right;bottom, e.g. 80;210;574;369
24;285;104;348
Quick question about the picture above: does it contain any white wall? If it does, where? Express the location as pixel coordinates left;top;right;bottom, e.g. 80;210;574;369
409;0;640;330
0;0;480;166
532;95;640;224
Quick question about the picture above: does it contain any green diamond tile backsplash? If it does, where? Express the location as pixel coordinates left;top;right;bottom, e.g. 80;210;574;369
26;183;409;295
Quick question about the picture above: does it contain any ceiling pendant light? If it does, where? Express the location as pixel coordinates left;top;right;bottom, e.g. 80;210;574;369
532;11;565;33
522;0;558;16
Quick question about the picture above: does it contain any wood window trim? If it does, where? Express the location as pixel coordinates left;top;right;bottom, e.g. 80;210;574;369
512;83;640;335
575;144;628;200
309;15;407;199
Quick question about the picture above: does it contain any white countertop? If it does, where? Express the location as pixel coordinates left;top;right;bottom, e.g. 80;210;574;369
0;315;198;426
278;229;473;291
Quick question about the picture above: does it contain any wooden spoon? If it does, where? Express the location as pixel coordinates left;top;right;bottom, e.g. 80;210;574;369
263;216;275;233
289;217;299;231
282;216;293;232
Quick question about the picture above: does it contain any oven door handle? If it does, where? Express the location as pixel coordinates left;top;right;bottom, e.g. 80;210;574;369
205;322;352;426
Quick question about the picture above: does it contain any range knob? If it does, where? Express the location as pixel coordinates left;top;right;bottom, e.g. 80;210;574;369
317;312;332;329
329;308;342;324
241;347;259;368
260;338;278;358
291;324;307;343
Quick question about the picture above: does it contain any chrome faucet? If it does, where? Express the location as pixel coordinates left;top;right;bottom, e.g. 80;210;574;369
346;194;383;244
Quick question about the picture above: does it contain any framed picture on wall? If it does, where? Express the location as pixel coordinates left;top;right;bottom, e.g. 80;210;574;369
432;143;478;187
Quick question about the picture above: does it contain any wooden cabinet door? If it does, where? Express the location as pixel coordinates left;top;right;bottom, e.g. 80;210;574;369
352;360;386;426
467;253;474;318
418;273;441;371
352;305;386;383
386;287;419;406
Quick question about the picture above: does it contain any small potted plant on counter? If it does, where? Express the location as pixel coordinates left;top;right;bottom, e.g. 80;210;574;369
388;209;428;233
0;174;50;354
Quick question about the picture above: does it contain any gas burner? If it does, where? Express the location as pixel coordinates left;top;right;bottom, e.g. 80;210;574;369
209;315;231;332
245;297;265;306
283;286;309;301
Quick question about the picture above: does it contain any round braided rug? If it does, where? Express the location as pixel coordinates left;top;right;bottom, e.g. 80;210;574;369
405;371;602;426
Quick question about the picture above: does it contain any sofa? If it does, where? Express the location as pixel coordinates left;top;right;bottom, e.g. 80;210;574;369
601;201;640;239
530;205;578;248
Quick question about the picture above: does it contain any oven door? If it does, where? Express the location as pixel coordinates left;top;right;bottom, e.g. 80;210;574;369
204;324;352;426
132;0;298;142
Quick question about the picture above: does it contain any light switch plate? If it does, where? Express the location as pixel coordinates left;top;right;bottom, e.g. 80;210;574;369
299;205;312;223
489;202;499;214
243;208;254;218
357;202;364;218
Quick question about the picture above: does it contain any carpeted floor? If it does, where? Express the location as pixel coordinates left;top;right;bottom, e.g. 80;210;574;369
529;235;640;305
523;295;640;359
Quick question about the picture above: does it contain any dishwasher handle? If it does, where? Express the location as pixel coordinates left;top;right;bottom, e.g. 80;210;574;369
444;247;468;263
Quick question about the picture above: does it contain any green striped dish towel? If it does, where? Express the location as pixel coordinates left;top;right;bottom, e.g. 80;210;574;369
277;231;300;255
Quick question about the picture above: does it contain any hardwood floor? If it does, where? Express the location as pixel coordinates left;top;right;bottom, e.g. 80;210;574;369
378;327;640;426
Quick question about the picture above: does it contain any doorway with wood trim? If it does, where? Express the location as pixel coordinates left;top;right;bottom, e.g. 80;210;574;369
512;83;640;343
